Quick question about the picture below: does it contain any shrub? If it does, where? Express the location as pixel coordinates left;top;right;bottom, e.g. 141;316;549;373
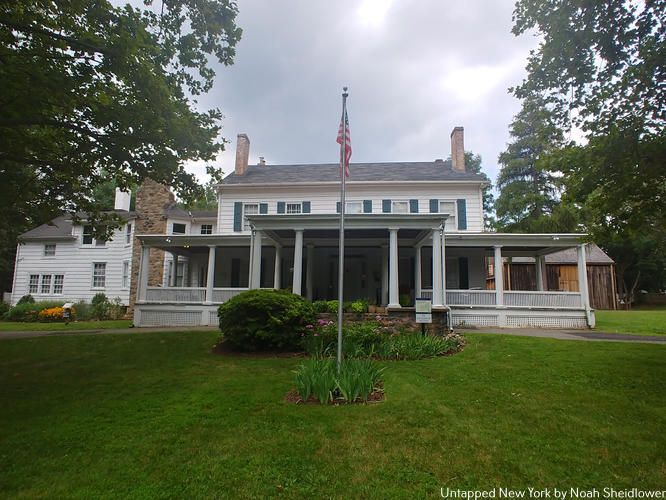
218;289;315;351
326;300;339;314
0;301;9;319
5;300;67;322
38;307;64;322
17;294;35;305
377;332;465;360
350;299;368;314
73;301;92;321
91;293;110;320
107;297;126;320
312;300;329;314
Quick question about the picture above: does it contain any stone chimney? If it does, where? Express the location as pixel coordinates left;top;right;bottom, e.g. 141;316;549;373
450;126;465;172
127;179;176;316
114;188;131;212
235;134;250;175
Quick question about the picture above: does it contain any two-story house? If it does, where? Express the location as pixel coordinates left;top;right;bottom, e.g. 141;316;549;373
131;128;595;329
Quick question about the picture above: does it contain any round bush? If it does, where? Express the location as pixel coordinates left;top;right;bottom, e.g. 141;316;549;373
218;289;315;351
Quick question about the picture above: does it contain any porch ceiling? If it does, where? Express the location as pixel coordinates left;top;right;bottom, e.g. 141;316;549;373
246;213;449;231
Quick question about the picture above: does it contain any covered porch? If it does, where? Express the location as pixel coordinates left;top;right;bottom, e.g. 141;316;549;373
132;215;593;329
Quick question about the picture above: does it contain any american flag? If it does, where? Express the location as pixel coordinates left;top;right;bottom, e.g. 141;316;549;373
336;109;352;178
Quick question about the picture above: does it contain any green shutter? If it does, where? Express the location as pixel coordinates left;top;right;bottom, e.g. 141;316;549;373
302;201;311;213
336;201;341;213
457;199;467;230
277;201;285;214
409;199;419;213
259;203;268;214
430;199;439;213
233;202;243;232
382;199;391;213
363;200;372;213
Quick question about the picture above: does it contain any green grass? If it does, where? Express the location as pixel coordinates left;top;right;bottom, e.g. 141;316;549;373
0;319;132;331
595;309;666;336
0;332;664;498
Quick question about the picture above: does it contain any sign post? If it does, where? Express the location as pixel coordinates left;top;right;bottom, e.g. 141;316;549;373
415;298;432;336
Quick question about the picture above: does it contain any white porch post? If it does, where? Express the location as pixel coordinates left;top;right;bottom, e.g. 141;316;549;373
292;229;304;295
577;244;593;327
168;252;178;287
415;246;422;299
137;245;150;302
536;255;546;291
205;245;216;304
432;229;443;307
248;229;255;286
441;231;447;304
388;228;400;308
251;230;262;289
494;245;504;306
381;245;388;306
182;257;189;287
273;245;282;289
306;244;314;301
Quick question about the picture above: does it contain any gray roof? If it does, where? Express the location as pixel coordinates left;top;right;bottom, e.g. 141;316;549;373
512;244;614;264
19;211;135;241
165;206;217;219
222;160;488;185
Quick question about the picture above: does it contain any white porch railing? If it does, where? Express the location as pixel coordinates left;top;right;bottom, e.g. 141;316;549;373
504;291;581;308
447;290;497;306
212;287;249;303
145;287;206;303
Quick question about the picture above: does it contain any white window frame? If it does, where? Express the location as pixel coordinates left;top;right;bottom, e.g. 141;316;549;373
200;224;213;235
346;201;363;214
286;202;302;215
44;244;56;257
82;225;106;247
438;200;457;225
122;261;130;289
125;223;132;245
243;203;259;230
171;222;187;235
53;275;64;295
92;262;106;289
392;200;409;214
40;275;52;294
28;274;39;294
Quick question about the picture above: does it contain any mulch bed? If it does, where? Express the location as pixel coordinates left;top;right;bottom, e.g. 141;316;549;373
211;340;305;358
284;385;385;405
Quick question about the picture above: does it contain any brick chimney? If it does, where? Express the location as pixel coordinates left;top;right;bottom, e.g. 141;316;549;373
450;126;465;172
235;134;250;176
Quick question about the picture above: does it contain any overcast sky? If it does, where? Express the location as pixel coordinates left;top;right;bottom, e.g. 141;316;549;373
188;0;539;185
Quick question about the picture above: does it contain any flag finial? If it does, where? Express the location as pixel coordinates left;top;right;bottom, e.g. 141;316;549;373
342;86;348;97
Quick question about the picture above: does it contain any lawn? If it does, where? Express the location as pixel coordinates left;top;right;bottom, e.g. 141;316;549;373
0;319;132;332
595;309;666;336
0;331;664;498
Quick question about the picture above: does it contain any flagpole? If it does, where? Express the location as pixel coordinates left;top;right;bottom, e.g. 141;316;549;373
337;87;348;371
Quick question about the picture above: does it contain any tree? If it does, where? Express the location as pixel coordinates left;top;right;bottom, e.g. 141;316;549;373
495;95;577;232
511;0;666;298
465;152;496;230
0;0;241;291
179;178;219;212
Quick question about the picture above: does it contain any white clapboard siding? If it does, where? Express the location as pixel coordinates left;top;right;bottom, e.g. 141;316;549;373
12;224;134;306
217;183;483;235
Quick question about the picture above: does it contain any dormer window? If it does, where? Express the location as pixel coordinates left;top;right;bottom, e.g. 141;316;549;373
82;225;106;246
200;224;213;235
172;223;186;234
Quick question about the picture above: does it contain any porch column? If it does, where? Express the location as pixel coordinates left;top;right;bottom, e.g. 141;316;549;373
432;229;443;307
306;244;314;301
182;257;189;287
137;245;150;302
251;230;263;289
292;229;304;295
168;252;178;287
536;255;546;291
248;229;255;286
273;245;282;289
205;245;216;304
494;245;504;306
415;246;422;299
388;228;400;308
441;231;447;304
381;245;388;306
577;244;590;309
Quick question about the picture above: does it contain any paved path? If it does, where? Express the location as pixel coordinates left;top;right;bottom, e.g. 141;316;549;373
0;325;664;344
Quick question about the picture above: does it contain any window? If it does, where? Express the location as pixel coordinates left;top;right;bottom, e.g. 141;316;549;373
125;223;132;244
53;275;64;294
29;275;39;294
392;201;409;214
243;203;259;230
92;263;106;289
286;203;302;214
439;201;456;215
122;261;130;289
40;275;51;294
200;224;213;235
172;223;186;234
346;201;363;214
44;244;56;257
82;225;106;246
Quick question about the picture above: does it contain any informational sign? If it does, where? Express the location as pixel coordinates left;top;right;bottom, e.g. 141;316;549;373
415;298;432;324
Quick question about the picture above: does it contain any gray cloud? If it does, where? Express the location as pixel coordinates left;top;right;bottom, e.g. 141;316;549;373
189;0;539;185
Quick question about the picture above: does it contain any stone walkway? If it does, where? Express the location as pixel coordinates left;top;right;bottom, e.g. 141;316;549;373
0;325;664;344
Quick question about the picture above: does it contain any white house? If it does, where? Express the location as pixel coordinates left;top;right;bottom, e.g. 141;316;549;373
131;128;595;329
